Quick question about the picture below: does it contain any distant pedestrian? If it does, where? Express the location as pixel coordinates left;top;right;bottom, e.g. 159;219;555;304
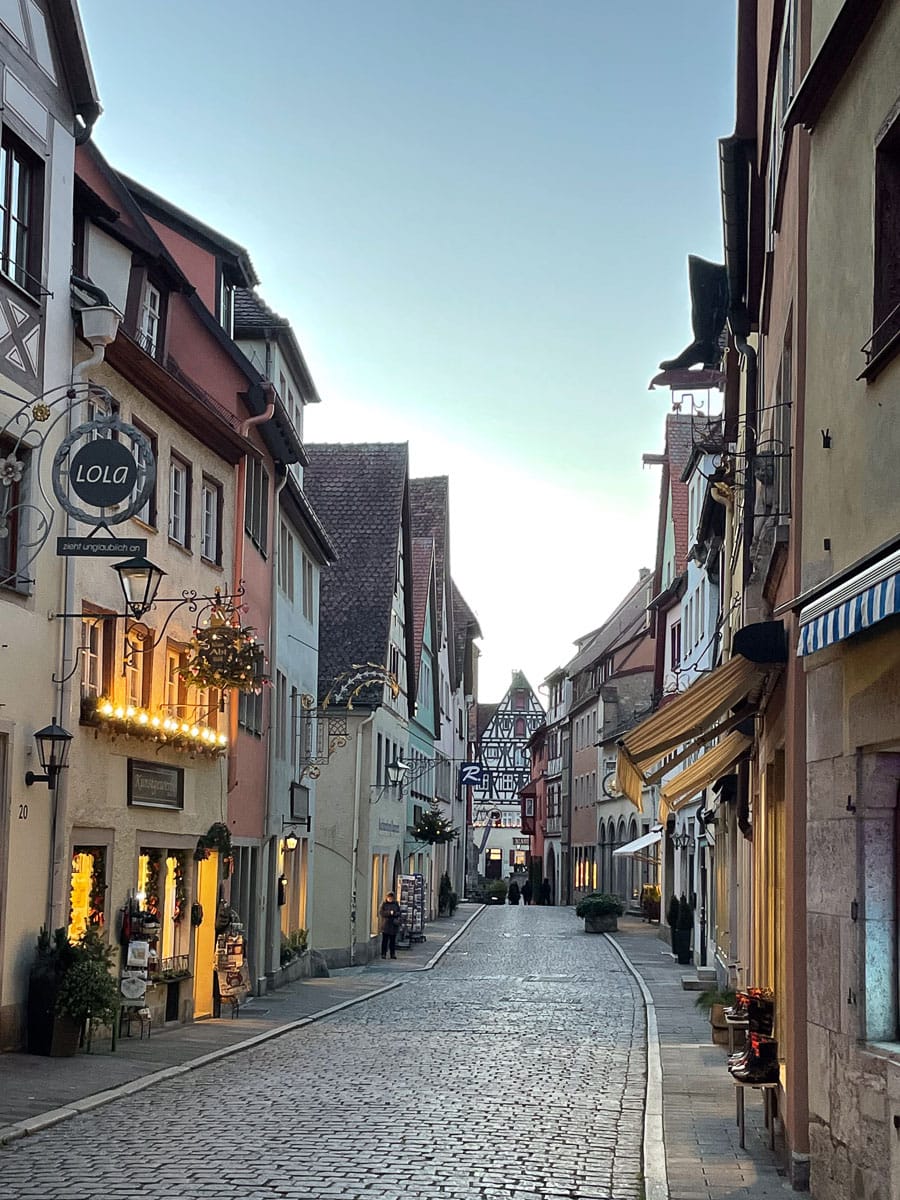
521;880;533;906
380;891;402;959
507;880;520;906
540;878;552;906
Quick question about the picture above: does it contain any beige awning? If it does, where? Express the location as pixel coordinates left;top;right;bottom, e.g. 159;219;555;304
615;655;768;808
658;731;752;820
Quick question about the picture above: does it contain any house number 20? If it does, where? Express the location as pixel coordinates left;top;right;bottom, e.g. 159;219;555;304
18;804;28;820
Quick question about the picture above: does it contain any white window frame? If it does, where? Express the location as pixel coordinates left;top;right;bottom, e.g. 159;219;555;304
82;618;102;698
200;478;220;562
140;281;161;357
124;633;144;709
169;456;189;548
278;521;295;600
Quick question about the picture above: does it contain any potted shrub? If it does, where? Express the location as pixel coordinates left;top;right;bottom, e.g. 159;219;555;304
55;927;119;1052
695;988;737;1045
486;880;507;905
575;892;625;933
27;926;118;1055
666;894;680;949
672;894;694;964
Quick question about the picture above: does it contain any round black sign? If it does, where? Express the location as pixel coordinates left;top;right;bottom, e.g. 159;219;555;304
69;439;138;506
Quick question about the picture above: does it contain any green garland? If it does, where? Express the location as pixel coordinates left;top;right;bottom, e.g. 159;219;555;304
170;851;187;924
194;821;233;865
144;849;162;920
179;608;266;694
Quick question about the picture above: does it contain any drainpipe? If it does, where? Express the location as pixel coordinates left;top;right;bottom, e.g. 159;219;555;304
263;467;288;987
227;383;276;797
711;482;736;658
350;710;377;965
49;302;121;928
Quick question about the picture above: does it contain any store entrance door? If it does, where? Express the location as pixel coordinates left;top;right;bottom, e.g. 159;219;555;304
192;853;218;1019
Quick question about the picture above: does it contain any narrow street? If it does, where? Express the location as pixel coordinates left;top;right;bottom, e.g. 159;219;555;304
1;908;646;1200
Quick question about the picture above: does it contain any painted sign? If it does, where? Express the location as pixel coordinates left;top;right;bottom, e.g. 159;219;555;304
458;761;487;789
57;536;147;557
52;413;155;527
127;759;184;809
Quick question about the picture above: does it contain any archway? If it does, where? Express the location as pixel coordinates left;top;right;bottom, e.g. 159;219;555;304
615;817;628;898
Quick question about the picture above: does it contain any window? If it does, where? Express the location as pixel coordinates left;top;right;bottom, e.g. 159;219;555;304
514;716;526;738
124;632;146;710
219;275;234;336
275;671;287;759
670;621;681;671
81;616;109;700
0;130;41;294
165;649;184;715
244;456;269;554
513;691;526;710
200;477;222;563
238;689;264;736
278;522;294;599
68;846;107;940
132;421;157;526
301;550;314;621
139;281;162;357
420;660;431;704
0;433;27;586
388;643;400;683
168;455;190;548
873;116;900;361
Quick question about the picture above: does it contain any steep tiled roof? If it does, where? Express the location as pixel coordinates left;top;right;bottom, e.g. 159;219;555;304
304;444;409;701
411;537;435;684
409;476;450;643
233;288;321;403
234;287;289;331
450;580;481;686
566;571;652;676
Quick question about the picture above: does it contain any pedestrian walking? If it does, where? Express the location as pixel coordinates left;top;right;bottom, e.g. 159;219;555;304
507;880;520;906
540;878;552;906
380;891;402;958
521;879;533;906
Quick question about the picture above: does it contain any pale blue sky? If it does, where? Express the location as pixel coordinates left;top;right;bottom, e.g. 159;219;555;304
81;1;736;699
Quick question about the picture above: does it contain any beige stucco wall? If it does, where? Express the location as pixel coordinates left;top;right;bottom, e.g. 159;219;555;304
802;2;900;592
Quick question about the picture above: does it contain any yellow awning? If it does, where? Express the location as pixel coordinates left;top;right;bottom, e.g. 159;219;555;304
615;655;767;808
660;731;752;811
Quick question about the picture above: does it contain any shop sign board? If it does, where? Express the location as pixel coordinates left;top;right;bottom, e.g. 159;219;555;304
52;413;155;528
57;536;147;556
127;759;184;809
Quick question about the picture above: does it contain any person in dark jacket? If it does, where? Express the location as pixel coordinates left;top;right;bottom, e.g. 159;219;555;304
540;878;552;906
380;891;402;959
521;879;533;906
507;880;520;906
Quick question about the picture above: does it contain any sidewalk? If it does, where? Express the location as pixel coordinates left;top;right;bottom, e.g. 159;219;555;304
0;903;481;1145
614;916;795;1199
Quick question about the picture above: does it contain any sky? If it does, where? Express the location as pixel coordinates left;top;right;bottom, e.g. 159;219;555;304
80;1;737;703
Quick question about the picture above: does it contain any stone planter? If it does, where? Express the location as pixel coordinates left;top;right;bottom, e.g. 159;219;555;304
584;913;618;934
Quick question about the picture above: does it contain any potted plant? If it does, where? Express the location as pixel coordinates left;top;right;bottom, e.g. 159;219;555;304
27;926;118;1055
672;894;694;964
666;893;680;949
640;883;661;923
575;893;625;933
486;880;507;905
55;927;119;1052
695;987;737;1045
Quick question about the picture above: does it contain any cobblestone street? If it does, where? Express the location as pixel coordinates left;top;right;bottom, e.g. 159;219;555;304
0;907;646;1200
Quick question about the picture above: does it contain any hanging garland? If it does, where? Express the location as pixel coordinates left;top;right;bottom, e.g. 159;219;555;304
409;805;459;845
170;851;187;924
144;849;162;920
194;821;233;864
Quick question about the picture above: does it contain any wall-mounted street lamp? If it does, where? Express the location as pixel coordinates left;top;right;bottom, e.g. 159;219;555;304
112;555;167;620
671;827;692;850
385;758;409;788
25;720;73;788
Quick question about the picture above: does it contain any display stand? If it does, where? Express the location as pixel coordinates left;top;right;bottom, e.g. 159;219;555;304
214;923;250;1016
734;1079;777;1150
396;873;426;947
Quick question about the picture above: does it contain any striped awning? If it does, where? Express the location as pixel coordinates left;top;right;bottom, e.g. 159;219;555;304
658;731;753;820
615;655;766;809
798;549;900;657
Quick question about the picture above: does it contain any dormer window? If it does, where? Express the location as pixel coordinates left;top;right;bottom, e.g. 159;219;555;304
220;275;234;336
139;280;161;357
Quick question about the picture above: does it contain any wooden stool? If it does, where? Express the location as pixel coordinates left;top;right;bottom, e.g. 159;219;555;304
119;1005;151;1039
734;1078;777;1150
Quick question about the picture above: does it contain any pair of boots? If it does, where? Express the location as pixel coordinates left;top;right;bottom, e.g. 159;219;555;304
729;1032;778;1084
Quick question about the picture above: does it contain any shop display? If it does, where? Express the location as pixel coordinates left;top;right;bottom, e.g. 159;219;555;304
214;909;250;1010
396;874;426;948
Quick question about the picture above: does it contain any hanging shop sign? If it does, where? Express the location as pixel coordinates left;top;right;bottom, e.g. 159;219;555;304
52;413;155;528
57;535;147;556
127;759;184;809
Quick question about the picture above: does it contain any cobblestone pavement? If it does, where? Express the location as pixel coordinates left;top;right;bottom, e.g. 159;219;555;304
0;906;647;1200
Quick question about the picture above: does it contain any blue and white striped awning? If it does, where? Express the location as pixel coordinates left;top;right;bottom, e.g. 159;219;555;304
798;549;900;656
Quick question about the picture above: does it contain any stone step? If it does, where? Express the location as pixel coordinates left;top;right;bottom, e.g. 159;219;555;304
681;975;715;991
696;967;717;982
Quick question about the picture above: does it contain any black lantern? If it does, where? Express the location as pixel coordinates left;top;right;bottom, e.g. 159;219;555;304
113;555;166;619
385;759;408;788
25;720;73;788
283;831;299;852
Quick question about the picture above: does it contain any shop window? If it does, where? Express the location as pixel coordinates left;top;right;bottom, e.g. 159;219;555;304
68;846;107;940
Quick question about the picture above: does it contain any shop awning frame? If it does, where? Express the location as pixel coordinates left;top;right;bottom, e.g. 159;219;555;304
659;731;753;814
612;827;663;858
798;548;900;656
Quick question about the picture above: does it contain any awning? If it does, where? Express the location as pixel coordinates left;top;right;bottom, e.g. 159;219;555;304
658;731;752;818
612;827;662;858
799;548;900;656
615;655;766;809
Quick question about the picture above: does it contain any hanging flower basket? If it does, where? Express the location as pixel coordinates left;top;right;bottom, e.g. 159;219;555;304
179;605;267;693
409;806;459;845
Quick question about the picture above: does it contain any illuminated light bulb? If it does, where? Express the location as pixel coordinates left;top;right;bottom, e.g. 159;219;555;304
151;716;161;728
217;734;227;745
100;701;113;716
114;707;124;719
126;706;136;718
190;726;199;737
138;712;149;725
180;723;189;733
163;718;174;731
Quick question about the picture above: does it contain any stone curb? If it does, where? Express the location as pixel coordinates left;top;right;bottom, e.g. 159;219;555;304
0;978;405;1148
0;907;487;1149
419;903;485;970
604;932;669;1200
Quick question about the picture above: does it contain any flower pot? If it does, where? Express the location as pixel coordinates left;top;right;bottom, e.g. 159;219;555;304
672;928;693;964
584;913;618;934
